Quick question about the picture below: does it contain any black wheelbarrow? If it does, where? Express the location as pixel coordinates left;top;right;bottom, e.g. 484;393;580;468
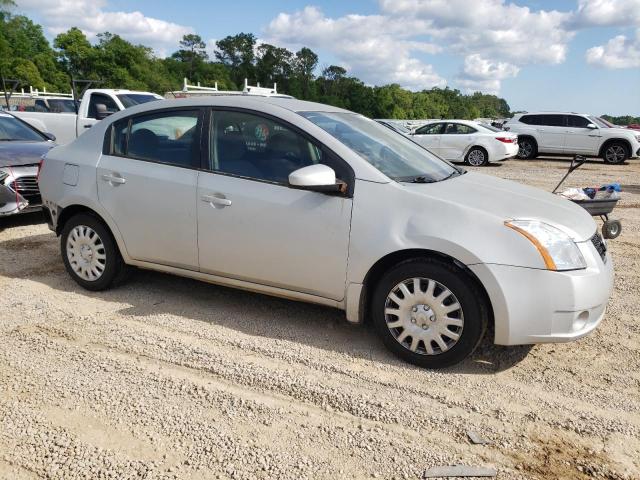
552;155;622;239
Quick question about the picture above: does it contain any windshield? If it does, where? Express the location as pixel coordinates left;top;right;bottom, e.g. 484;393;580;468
117;94;160;108
0;114;45;141
300;112;459;182
589;116;614;128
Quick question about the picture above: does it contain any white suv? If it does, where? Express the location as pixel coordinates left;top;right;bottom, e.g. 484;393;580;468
505;112;640;164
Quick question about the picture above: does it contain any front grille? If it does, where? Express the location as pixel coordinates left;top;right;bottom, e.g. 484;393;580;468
9;175;42;206
591;233;607;262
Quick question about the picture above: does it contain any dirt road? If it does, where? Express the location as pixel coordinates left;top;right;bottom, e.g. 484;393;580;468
1;158;639;479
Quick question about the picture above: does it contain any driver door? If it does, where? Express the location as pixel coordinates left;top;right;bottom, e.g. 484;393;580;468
196;109;353;301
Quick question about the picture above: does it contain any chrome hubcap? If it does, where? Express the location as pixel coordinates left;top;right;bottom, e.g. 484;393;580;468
66;225;106;281
605;146;625;163
468;149;485;165
385;277;464;355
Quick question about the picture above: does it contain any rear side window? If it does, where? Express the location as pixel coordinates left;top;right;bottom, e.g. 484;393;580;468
444;123;476;134
108;110;201;168
540;115;565;127
520;115;539;125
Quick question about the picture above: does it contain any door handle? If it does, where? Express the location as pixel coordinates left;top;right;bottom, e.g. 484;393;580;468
201;194;232;207
84;124;93;129
101;174;126;185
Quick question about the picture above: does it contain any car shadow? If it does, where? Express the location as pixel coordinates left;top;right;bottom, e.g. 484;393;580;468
0;232;533;374
0;211;45;231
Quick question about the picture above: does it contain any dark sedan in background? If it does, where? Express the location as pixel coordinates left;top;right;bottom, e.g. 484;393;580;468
0;112;55;217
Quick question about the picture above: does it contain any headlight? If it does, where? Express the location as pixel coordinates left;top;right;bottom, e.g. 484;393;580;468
505;220;586;271
635;134;640;143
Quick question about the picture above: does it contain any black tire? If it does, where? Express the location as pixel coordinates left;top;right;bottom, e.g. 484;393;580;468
371;258;488;369
602;142;628;164
464;147;489;166
517;137;537;159
60;213;128;291
602;219;622;239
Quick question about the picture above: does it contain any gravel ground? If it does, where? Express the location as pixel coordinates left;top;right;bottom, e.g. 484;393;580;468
1;157;639;480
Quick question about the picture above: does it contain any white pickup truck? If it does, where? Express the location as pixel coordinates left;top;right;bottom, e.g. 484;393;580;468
12;89;163;144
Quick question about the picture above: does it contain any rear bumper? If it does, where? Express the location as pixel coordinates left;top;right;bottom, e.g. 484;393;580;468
469;238;614;345
491;142;519;162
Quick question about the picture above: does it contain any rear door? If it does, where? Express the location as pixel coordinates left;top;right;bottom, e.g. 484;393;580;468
535;114;566;153
564;115;600;154
439;123;477;160
97;108;202;269
411;122;444;155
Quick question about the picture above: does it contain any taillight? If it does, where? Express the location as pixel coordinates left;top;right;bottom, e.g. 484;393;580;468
495;136;516;143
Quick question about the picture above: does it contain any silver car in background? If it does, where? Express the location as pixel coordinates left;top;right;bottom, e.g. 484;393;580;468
38;96;613;368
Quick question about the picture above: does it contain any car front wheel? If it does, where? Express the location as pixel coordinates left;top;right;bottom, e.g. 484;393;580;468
61;213;127;291
602;143;628;164
372;258;488;369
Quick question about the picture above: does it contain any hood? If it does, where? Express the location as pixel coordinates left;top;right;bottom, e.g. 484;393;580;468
0;141;55;168
407;171;596;241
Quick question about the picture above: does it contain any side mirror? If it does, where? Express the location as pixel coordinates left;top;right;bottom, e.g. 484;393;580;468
586;123;597;129
288;164;343;193
43;132;56;142
95;103;113;120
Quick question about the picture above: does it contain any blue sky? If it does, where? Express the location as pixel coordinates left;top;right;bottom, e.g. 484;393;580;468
15;0;640;116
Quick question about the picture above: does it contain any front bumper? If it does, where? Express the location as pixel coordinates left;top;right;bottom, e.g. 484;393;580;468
469;237;614;345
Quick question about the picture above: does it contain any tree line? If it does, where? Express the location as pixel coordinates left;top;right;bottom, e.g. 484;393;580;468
0;4;633;123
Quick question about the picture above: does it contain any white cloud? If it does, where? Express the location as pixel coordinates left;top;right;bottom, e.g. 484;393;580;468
380;0;573;65
586;29;640;68
456;54;519;94
571;0;640;28
264;6;445;90
15;0;192;56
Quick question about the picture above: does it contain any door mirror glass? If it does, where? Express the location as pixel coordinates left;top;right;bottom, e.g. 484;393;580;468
586;123;597;129
289;164;341;193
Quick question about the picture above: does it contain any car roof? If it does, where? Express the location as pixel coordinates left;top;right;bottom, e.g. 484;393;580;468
515;112;591;117
146;95;354;114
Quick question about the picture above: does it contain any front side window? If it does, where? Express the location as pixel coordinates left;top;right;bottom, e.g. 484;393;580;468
117;94;160;109
300;112;459;182
210;110;344;185
88;93;119;119
444;123;476;134
109;110;200;168
415;123;444;135
567;115;590;128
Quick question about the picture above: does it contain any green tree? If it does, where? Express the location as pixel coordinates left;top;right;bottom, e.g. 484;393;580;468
171;34;208;81
215;33;256;86
54;27;95;78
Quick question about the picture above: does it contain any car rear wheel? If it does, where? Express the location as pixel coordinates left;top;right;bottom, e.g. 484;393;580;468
61;213;128;291
517;137;537;159
602;143;628;164
372;258;488;369
465;147;489;166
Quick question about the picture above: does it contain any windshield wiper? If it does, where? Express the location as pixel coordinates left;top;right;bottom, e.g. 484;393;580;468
409;175;437;183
